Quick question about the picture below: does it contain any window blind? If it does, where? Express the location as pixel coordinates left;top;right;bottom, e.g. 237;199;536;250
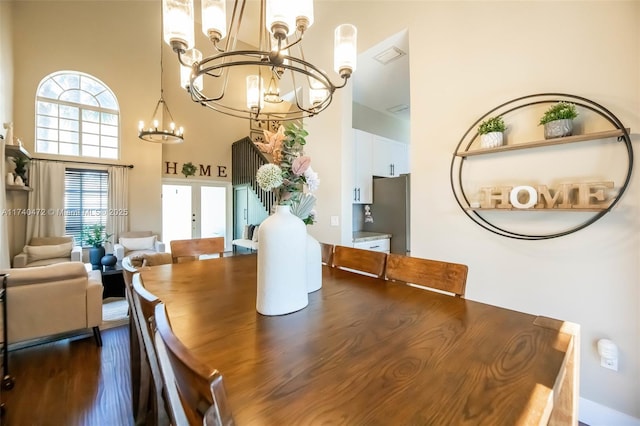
64;168;109;246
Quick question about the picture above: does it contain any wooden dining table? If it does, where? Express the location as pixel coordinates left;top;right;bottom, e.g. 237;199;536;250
139;254;578;425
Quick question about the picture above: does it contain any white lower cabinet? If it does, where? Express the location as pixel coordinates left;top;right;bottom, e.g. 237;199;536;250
353;238;390;253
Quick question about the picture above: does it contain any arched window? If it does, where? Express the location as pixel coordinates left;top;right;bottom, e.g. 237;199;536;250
35;71;119;159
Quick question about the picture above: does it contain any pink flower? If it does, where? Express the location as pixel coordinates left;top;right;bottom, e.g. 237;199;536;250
291;156;311;176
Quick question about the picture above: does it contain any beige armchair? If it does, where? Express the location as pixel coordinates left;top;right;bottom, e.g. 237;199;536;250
114;231;166;261
13;236;82;268
0;262;104;346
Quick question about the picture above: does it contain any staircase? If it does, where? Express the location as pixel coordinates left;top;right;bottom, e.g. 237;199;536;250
232;137;277;215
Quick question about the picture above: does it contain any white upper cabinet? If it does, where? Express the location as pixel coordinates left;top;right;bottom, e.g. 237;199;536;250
353;129;373;204
372;135;409;177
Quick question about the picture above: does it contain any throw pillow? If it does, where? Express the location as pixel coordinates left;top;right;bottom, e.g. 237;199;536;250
127;254;146;268
252;225;260;242
24;242;73;263
142;252;173;266
120;235;157;251
248;224;256;240
242;224;251;240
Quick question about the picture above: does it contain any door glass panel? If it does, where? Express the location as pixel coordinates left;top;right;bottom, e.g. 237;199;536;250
162;184;192;246
201;186;226;240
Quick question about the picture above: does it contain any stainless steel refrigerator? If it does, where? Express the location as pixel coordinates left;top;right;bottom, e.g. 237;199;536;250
363;174;410;255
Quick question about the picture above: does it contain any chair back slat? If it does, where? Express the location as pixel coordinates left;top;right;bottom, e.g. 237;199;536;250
320;243;334;266
332;245;387;278
131;273;172;425
154;302;235;426
385;254;468;297
170;237;225;263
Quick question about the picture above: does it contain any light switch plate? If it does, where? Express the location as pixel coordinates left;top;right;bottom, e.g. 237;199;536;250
330;216;339;226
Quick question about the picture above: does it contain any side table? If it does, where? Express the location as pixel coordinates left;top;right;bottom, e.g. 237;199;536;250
101;262;125;299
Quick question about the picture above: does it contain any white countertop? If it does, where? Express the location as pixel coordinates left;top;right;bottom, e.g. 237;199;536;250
353;231;392;242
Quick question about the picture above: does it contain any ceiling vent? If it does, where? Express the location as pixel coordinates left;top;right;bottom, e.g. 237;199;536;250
373;46;406;65
387;104;410;114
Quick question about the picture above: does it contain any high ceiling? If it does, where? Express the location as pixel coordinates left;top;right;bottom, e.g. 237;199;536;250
352;30;410;122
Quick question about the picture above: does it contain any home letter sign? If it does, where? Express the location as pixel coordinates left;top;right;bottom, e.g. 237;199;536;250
480;181;614;209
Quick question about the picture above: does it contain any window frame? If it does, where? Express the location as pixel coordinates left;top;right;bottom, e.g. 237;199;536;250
35;71;120;159
64;168;110;247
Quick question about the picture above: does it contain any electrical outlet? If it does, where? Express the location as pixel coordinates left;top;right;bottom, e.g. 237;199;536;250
330;216;339;226
601;357;618;371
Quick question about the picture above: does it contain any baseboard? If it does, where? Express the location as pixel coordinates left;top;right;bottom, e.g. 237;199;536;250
580;398;640;426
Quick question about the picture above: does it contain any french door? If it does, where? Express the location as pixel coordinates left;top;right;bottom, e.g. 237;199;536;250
161;179;232;251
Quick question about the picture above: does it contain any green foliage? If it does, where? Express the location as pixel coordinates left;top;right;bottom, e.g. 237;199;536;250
539;102;578;125
83;224;112;247
477;116;506;135
283;122;309;147
279;122;308;199
181;162;197;177
11;156;30;174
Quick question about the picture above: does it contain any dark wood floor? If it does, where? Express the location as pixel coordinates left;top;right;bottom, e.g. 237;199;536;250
1;325;133;426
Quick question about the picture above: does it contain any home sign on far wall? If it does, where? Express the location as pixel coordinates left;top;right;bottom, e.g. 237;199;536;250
164;161;228;178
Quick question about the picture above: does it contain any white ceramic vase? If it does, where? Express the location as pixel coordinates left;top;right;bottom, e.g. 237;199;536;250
256;205;309;316
480;131;504;148
306;233;322;293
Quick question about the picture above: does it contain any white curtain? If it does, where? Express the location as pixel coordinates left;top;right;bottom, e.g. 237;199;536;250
0;139;9;268
26;159;66;241
107;165;129;250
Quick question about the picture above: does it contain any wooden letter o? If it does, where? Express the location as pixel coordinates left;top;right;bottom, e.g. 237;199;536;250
510;185;538;209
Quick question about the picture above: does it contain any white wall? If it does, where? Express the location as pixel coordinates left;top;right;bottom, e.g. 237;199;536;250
10;1;166;252
306;0;640;421
353;102;410;143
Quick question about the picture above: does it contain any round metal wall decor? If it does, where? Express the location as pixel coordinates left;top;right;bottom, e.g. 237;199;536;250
450;93;633;240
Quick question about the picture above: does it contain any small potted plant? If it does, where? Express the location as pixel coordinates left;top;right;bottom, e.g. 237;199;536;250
84;224;113;270
539;101;578;139
477;116;506;148
11;156;30;186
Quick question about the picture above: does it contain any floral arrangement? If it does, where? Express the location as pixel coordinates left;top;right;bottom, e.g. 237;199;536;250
539;102;578;125
255;123;319;224
477;116;506;135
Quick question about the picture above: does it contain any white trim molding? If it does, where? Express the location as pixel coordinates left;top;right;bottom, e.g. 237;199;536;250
580;398;640;426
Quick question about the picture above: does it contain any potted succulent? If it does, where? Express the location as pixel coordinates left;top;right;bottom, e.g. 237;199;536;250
83;224;113;270
477;116;506;148
539;101;578;139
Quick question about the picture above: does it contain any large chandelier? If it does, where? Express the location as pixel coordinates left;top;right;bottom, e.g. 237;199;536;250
162;0;357;121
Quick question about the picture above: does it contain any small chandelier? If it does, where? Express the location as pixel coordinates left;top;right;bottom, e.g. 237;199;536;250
139;2;185;143
138;94;184;143
162;0;357;121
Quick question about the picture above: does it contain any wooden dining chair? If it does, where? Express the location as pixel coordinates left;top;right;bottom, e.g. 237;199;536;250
332;245;387;278
154;302;235;426
385;253;469;297
320;242;334;266
121;257;144;423
131;273;173;425
170;237;225;263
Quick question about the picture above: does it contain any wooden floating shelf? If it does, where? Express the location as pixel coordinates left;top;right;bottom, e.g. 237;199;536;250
4;144;32;160
6;185;33;192
456;128;629;157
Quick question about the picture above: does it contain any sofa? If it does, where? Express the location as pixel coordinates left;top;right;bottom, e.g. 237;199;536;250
12;236;82;268
114;231;166;261
0;262;104;346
